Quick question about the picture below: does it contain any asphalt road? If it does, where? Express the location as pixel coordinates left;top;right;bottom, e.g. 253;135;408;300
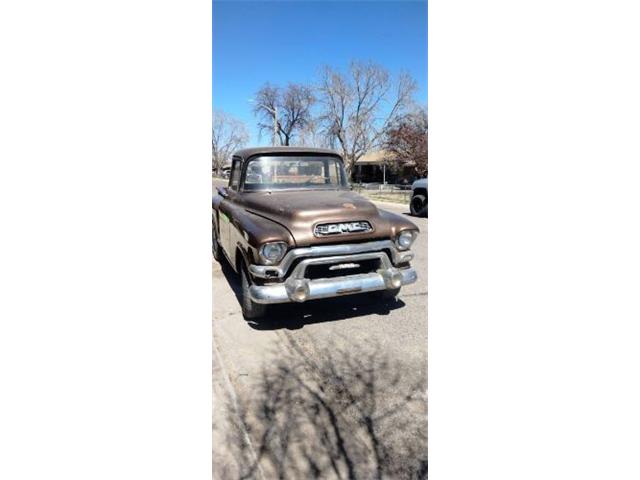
212;184;428;479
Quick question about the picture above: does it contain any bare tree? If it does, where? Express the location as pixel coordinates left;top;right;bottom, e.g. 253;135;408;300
384;106;428;177
295;117;326;148
253;83;315;146
317;61;417;177
212;110;249;175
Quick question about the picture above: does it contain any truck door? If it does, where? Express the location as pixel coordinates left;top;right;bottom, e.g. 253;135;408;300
218;158;241;256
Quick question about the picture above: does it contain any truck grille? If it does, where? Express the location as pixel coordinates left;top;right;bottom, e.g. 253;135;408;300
305;258;380;280
314;221;373;237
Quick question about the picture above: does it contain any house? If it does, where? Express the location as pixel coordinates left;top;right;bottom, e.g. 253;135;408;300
352;150;417;184
353;150;389;183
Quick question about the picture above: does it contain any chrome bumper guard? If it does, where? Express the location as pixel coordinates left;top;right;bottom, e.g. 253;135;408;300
248;249;417;304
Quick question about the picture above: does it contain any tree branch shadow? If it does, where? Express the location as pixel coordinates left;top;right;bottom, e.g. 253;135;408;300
222;339;427;479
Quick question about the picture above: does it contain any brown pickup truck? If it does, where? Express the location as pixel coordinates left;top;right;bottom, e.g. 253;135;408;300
212;147;419;320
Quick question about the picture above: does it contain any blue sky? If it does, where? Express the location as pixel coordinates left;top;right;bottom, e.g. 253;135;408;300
213;0;428;145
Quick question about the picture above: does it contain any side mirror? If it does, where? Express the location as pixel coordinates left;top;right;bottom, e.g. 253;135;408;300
217;186;229;198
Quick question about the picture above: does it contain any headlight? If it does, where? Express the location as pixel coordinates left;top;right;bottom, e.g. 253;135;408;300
259;241;287;264
396;230;417;250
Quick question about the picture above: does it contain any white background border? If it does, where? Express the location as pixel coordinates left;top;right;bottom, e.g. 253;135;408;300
0;1;212;478
430;1;640;478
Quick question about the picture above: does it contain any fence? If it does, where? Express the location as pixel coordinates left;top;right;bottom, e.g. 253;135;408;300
352;183;412;204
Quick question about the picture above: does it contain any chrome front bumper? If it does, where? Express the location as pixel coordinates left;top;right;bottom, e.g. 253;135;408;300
248;246;417;304
249;267;417;304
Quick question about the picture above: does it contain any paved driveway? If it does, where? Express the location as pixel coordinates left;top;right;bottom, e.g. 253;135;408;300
212;187;428;479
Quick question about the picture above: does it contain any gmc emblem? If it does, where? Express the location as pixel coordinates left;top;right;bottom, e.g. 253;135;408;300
314;221;373;236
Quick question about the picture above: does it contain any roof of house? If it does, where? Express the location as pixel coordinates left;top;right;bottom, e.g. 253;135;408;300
355;150;391;165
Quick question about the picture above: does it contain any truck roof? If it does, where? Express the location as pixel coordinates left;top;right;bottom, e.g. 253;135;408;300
233;146;341;160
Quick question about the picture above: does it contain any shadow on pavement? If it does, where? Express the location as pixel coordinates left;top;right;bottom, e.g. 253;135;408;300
219;339;428;480
403;212;428;219
249;294;406;331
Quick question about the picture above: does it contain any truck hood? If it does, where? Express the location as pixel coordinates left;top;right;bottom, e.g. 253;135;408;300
239;189;418;246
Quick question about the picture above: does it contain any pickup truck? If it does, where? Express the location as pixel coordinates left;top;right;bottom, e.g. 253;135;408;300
212;147;419;320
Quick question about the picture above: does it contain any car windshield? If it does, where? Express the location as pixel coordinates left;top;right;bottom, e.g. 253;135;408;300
243;155;348;191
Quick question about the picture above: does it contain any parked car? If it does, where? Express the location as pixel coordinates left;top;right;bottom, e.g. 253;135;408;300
212;147;419;320
410;178;428;217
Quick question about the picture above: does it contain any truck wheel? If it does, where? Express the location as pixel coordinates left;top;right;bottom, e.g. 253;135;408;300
240;262;267;320
410;194;427;217
212;223;222;262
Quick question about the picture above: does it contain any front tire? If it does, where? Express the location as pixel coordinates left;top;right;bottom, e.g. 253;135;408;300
410;194;427;217
240;261;267;320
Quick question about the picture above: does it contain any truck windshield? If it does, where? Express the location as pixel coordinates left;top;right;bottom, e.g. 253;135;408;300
242;155;348;191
